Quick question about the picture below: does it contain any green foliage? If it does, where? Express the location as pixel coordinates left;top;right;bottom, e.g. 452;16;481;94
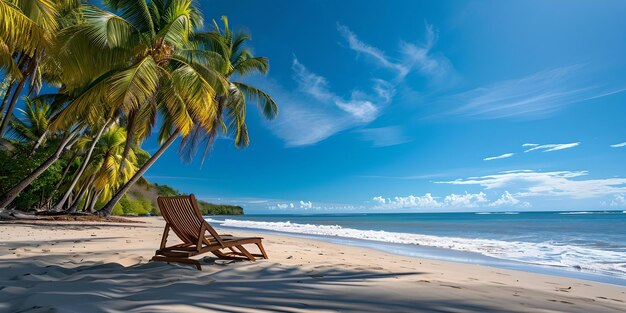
110;202;124;215
197;200;243;215
0;141;63;210
153;183;178;196
135;149;150;167
117;194;152;215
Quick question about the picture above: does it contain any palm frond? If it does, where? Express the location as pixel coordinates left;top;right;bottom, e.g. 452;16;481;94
81;5;144;49
232;81;278;120
233;56;269;76
102;0;155;37
107;56;160;113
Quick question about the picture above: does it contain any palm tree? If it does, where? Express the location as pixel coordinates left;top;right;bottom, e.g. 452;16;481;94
99;16;279;216
66;125;137;212
177;16;278;165
0;95;80;209
8;97;51;144
42;0;223;215
0;0;66;137
51;117;114;211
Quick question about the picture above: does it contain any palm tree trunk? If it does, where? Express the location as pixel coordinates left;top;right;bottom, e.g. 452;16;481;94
0;77;26;138
87;190;102;213
66;174;96;213
0;53;26;119
52;120;111;211
0;59;34;138
30;130;49;156
99;131;179;216
0;131;77;208
0;79;15;120
55;149;78;189
118;109;136;174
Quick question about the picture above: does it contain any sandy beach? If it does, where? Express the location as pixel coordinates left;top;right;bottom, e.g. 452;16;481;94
1;217;624;313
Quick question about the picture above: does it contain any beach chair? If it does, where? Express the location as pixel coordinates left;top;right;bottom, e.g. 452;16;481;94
150;194;268;270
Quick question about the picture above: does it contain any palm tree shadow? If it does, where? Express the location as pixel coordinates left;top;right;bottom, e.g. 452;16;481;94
0;255;521;313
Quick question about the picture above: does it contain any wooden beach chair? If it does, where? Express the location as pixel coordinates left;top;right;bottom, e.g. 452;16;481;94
150;194;268;270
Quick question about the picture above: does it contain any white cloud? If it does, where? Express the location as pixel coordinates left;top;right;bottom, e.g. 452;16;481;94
607;194;626;207
337;23;405;75
337;22;452;82
524;142;579;153
437;170;626;199
489;191;530;207
292;58;386;123
522;143;539;147
264;58;395;146
373;192;489;209
483;153;514;161
610;142;626;148
300;200;313;209
443;192;488;207
443;65;626;119
372;196;387;204
264;22;453;147
372;193;441;209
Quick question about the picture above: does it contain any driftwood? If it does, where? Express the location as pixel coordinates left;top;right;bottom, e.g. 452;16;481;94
0;209;43;220
0;209;142;223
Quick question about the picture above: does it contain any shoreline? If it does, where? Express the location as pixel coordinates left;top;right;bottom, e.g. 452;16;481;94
217;225;626;287
1;217;625;312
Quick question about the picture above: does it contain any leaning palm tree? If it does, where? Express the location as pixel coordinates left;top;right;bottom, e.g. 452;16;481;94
0;0;221;210
65;125;137;212
183;16;278;159
43;0;223;215
98;16;279;216
0;110;79;209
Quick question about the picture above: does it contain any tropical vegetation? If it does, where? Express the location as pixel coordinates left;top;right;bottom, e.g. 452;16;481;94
0;0;277;216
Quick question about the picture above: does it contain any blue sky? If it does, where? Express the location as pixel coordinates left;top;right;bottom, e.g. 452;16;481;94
144;0;626;213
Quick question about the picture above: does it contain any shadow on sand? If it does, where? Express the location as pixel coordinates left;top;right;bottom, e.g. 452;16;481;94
0;252;516;313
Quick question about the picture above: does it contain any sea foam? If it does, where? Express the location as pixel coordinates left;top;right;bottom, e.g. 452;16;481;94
206;218;626;278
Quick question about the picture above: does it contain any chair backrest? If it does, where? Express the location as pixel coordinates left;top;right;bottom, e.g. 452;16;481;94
157;194;224;246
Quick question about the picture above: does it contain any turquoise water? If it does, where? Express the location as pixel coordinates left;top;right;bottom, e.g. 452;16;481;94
206;211;626;284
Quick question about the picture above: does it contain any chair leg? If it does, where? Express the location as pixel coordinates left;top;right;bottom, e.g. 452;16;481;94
234;245;256;261
151;256;202;270
256;242;268;259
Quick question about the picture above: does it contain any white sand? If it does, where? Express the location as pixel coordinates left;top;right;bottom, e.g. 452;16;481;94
1;217;624;312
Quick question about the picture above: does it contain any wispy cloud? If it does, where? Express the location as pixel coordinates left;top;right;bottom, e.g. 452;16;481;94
337;22;452;82
355;126;411;147
523;142;579;153
263;22;454;146
443;65;626;119
292;58;385;123
483;153;514;161
265;58;395;146
610;141;626;148
437;170;626;198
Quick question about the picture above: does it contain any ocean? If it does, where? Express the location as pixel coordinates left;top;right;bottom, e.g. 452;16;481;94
205;211;626;285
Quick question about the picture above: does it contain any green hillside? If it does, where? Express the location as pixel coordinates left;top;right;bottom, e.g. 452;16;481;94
111;178;244;216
